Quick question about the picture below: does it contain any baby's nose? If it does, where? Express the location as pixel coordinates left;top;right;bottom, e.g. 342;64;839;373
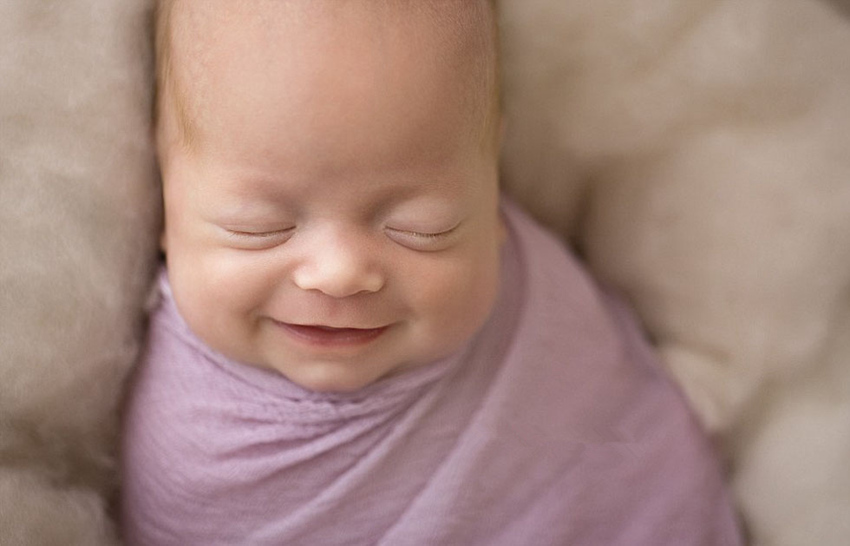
292;230;384;298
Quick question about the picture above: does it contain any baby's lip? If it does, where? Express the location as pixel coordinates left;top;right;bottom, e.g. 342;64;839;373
275;321;390;347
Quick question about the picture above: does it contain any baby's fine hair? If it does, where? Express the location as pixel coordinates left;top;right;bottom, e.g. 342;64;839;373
153;0;500;151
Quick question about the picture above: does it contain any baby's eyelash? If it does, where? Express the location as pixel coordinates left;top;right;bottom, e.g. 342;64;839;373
226;227;294;238
388;226;458;239
384;224;462;251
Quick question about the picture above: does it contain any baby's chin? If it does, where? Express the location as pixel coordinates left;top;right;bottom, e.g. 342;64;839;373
259;358;408;394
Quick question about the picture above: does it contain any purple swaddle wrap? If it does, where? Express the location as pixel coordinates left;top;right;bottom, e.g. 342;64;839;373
120;199;742;545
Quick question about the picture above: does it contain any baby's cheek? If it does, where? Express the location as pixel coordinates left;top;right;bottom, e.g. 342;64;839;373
415;253;500;344
195;249;277;310
171;248;270;333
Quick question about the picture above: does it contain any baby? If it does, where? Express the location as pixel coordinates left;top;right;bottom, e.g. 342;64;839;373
120;1;743;544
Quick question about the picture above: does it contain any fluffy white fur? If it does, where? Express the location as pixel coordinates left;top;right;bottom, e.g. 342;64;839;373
2;0;848;544
500;0;850;543
0;1;159;544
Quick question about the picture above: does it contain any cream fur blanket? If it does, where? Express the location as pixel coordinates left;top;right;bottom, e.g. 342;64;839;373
500;0;850;543
1;0;848;544
0;1;158;544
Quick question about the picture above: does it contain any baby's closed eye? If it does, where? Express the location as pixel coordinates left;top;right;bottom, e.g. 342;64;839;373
221;226;296;249
384;223;462;251
215;219;463;252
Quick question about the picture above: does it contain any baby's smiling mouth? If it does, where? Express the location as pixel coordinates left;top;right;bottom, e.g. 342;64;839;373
275;322;389;347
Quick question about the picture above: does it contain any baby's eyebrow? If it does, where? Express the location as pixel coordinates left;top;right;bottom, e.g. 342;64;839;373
212;172;298;200
200;190;291;221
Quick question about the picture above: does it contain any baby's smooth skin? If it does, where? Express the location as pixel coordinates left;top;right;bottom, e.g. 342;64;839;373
158;0;502;393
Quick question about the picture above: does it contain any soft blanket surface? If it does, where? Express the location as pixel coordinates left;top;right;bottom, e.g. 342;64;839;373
500;0;850;543
0;1;159;544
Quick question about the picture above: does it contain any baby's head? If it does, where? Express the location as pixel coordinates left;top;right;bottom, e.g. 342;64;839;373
155;0;503;392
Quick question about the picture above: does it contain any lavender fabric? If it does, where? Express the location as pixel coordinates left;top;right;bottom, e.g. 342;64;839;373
120;200;743;545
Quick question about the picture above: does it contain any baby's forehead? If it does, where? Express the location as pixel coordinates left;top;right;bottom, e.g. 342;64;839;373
160;0;498;151
169;1;495;77
169;1;493;38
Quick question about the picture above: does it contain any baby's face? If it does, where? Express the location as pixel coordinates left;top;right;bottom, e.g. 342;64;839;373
158;1;502;392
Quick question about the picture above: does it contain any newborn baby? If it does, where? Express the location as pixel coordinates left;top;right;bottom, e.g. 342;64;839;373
120;1;743;544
